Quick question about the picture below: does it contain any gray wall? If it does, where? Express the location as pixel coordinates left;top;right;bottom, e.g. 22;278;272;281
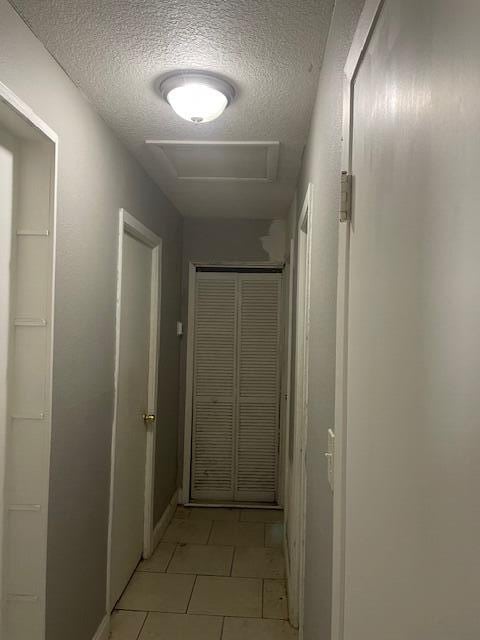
0;3;182;639
178;217;286;491
292;1;364;638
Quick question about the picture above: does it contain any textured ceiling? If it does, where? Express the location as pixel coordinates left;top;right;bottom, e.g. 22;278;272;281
11;0;334;219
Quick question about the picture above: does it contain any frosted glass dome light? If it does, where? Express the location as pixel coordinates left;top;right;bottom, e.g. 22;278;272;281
167;84;228;124
159;73;235;124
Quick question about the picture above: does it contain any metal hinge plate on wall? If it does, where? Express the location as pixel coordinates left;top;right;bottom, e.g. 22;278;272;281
340;171;352;222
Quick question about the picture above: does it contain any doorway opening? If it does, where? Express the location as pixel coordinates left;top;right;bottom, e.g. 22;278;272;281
107;209;162;611
182;263;285;509
0;82;57;640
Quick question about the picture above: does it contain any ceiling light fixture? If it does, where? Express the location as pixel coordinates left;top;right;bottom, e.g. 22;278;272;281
159;72;235;124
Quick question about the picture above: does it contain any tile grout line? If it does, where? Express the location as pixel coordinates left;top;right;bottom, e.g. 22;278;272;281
185;573;198;614
261;578;265;619
164;543;178;573
220;615;226;640
230;546;236;577
206;519;215;544
134;611;149;640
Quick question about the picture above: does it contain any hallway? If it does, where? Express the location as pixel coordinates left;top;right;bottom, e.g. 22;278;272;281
111;508;294;640
2;1;480;639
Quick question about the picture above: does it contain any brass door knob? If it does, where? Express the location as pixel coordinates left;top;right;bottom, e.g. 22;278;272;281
142;413;156;424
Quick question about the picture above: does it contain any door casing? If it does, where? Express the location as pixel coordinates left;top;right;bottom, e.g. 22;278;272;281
285;184;313;634
280;236;295;511
331;3;388;639
0;81;57;640
106;209;162;611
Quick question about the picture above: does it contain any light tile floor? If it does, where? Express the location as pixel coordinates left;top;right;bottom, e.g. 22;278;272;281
111;507;297;640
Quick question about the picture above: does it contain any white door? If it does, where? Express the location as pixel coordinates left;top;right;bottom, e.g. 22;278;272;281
333;1;480;639
191;272;237;502
190;270;282;503
109;227;154;609
235;273;282;503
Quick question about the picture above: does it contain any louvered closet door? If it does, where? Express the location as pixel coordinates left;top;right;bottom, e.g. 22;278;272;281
191;273;237;501
235;273;282;502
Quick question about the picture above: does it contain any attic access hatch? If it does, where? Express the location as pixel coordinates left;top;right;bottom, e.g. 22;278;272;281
145;140;280;182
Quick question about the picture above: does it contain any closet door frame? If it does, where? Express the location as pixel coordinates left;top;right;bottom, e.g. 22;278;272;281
182;261;286;508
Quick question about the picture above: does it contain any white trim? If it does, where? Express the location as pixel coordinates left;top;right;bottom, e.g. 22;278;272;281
105;213;125;612
282;237;295;517
276;249;291;508
152;489;179;550
0;81;57;640
287;185;313;634
185;260;285;269
331;3;384;640
146;140;280;147
106;209;163;611
185;502;283;510
145;140;280;183
181;261;286;505
91;614;110;640
344;0;386;82
0;81;58;144
122;210;163;249
182;263;196;505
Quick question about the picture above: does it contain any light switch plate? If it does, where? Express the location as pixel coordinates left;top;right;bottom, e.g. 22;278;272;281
326;428;335;491
176;321;183;337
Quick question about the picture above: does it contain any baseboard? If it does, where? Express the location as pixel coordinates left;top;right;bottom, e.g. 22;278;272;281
152;488;179;550
185;501;282;509
92;614;110;640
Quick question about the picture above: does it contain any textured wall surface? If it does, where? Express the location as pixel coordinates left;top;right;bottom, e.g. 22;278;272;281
293;1;365;638
178;217;286;490
0;3;183;639
9;0;334;219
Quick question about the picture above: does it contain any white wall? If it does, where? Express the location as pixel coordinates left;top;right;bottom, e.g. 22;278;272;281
0;3;183;639
292;1;365;638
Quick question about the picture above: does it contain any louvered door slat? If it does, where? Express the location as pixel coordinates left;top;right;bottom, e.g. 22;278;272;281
235;274;282;502
191;274;237;501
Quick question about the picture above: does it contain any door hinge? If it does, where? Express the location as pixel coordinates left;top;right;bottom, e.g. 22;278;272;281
340;171;352;222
